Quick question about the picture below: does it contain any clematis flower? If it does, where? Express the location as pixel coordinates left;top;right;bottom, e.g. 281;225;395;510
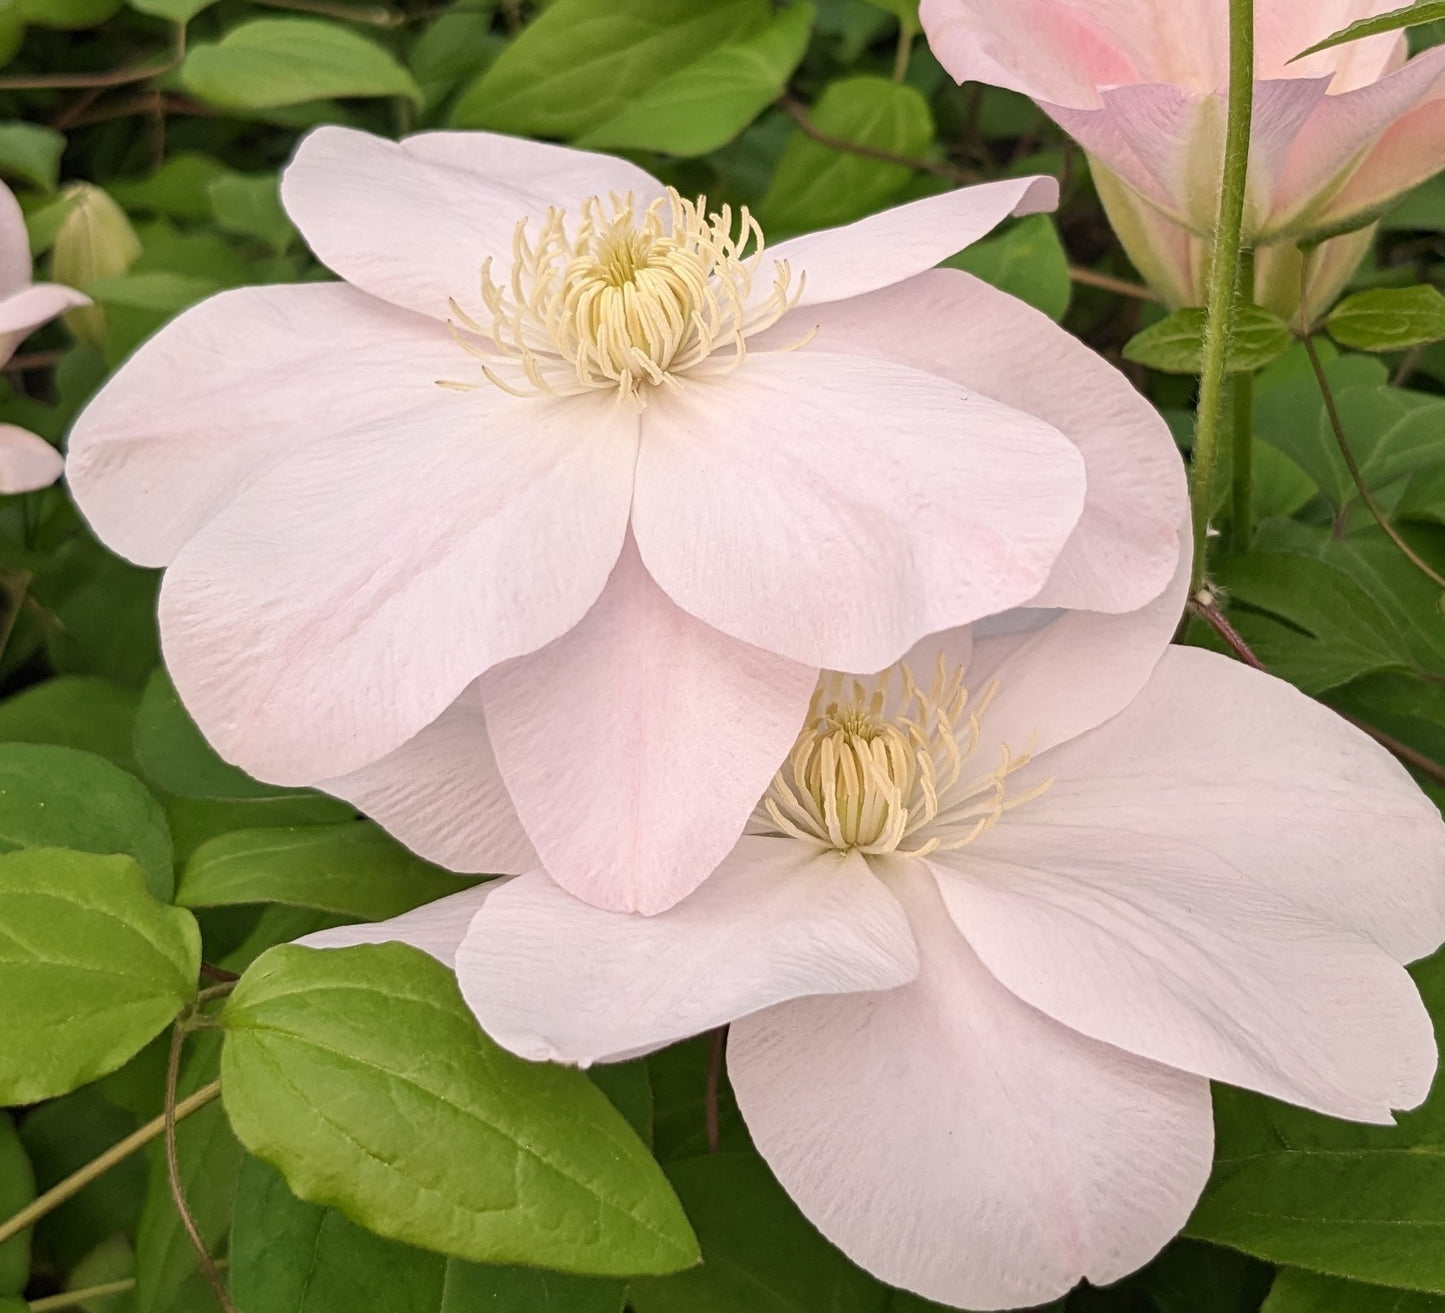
304;545;1445;1310
0;181;87;493
65;127;1184;915
919;0;1445;322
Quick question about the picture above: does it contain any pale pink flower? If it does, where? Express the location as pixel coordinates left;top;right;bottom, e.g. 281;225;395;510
65;127;1184;914
306;546;1445;1309
919;0;1445;320
0;182;87;493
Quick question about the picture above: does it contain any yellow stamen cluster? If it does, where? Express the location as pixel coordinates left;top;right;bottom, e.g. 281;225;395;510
444;189;803;407
759;658;1049;857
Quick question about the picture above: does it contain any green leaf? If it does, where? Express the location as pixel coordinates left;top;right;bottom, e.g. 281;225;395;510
451;0;769;136
134;669;299;802
1185;953;1445;1291
860;0;920;36
1264;1269;1445;1312
35;534;160;687
1292;1;1445;60
945;213;1071;321
0;848;199;1104
408;8;504;110
1211;550;1412;693
578;4;814;157
0;122;64;192
181;18;423;111
1134;1239;1275;1313
177;821;477;920
1123;305;1294;374
1328;286;1445;352
0;676;139;770
109;153;234;223
631;1152;888;1313
759;74;933;234
0;1115;33;1297
18;1090;146;1270
84;271;221;314
0;742;172;900
1250;349;1442;511
133;1032;240;1313
231;1155;626;1313
128;0;221;21
220;944;698;1275
165;795;355;866
207;172;295;253
17;0;123;29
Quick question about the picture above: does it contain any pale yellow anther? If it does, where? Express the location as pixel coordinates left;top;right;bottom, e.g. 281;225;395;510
441;188;804;407
759;657;1050;857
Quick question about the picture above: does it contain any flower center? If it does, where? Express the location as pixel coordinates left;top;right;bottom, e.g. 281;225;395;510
443;189;803;408
758;658;1048;857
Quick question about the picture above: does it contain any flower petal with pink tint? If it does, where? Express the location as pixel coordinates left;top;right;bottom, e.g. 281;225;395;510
935;824;1436;1123
767;176;1057;309
633;350;1086;673
281;126;663;321
456;837;918;1067
761;268;1185;615
66;283;462;567
0;283;89;344
297;883;496;965
0;425;61;493
481;538;817;915
946;520;1190;759
158;387;637;785
730;860;1214;1310
999;646;1445;964
321;681;537;877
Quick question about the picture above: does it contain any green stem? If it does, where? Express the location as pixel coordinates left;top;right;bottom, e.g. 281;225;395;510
28;1278;138;1311
0;1082;221;1249
1230;249;1257;547
1190;0;1255;591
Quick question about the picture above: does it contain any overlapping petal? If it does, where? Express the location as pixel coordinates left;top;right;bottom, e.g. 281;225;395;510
766;175;1058;309
763;268;1186;615
281;126;664;320
480;538;817;915
0;425;62;493
633;350;1086;673
320;681;537;877
297;883;496;965
456;837;918;1067
936;826;1436;1123
66;283;463;567
730;860;1215;1310
158;386;637;785
999;647;1445;964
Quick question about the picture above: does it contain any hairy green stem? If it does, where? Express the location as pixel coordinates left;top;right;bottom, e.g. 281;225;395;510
1190;0;1256;590
0;1081;221;1249
1230;249;1257;546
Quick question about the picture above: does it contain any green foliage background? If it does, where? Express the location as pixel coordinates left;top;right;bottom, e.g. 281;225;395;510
0;1;1442;1311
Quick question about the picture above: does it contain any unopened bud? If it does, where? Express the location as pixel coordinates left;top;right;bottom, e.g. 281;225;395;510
51;183;141;349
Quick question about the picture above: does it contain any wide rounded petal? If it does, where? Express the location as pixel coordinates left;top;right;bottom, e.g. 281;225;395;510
729;861;1214;1310
761;268;1185;614
0;425;61;493
1271;48;1445;232
0;283;90;365
158;387;638;784
297;882;496;966
66;283;464;567
937;518;1190;760
0;183;30;299
281;126;662;321
1003;646;1445;965
320;681;536;876
935;823;1437;1123
765;176;1057;309
634;351;1086;672
457;838;919;1067
480;537;817;915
